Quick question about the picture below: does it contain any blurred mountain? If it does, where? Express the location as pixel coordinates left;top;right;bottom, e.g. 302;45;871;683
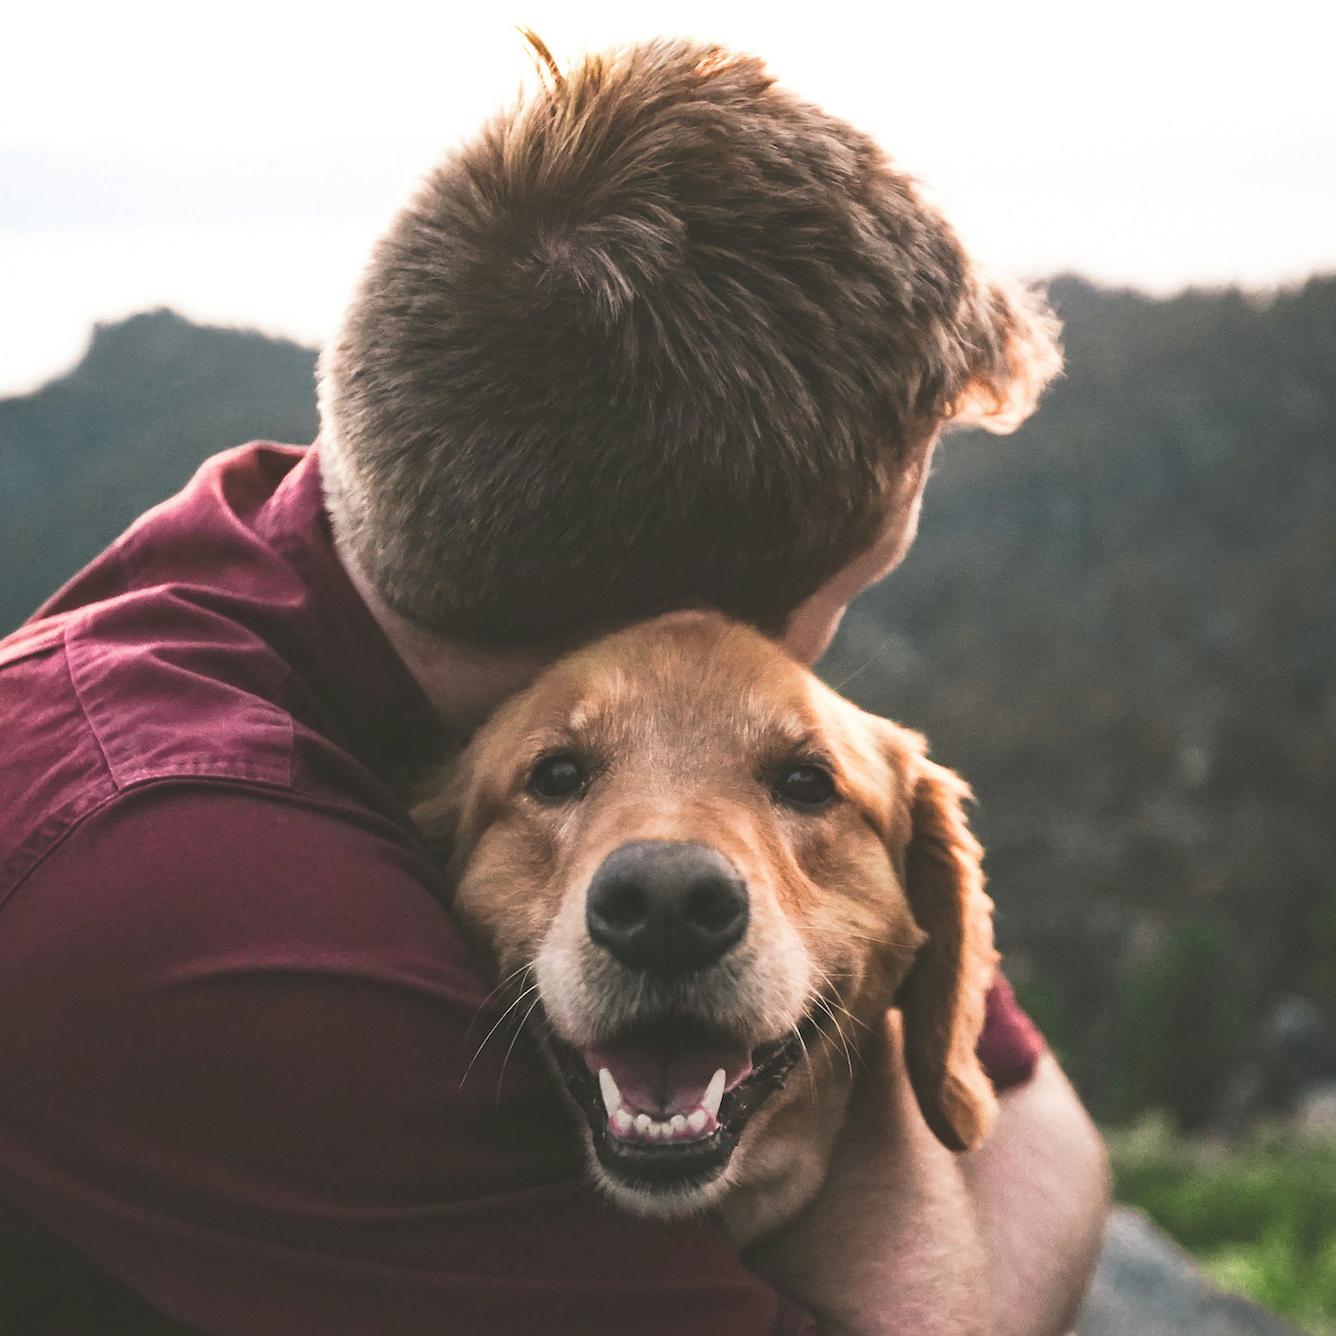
0;309;317;626
3;280;1333;1128
824;274;1336;1125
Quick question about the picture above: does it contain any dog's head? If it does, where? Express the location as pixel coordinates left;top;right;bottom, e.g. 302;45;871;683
414;611;997;1216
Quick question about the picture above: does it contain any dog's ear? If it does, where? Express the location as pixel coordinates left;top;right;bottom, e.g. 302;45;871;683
408;756;467;869
898;757;999;1151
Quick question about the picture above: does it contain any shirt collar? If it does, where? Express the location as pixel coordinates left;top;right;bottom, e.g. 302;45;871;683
257;443;450;779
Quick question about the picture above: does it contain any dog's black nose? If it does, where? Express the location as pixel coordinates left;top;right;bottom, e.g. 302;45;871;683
586;840;749;978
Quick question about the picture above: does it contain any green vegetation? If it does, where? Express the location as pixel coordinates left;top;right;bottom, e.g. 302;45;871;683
1110;1118;1336;1333
1107;917;1249;1128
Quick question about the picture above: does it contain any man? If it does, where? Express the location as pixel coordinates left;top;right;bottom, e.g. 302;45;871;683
0;37;1106;1335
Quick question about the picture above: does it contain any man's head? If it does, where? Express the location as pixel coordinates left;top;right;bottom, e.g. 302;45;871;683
318;34;1060;652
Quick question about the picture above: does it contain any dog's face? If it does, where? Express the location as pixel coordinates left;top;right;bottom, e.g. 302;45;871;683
415;611;997;1219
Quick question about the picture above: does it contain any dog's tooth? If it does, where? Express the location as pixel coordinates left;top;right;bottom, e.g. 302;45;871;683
703;1068;726;1119
669;1114;686;1135
645;1120;663;1140
611;1108;634;1136
634;1113;652;1135
598;1068;621;1118
686;1109;708;1135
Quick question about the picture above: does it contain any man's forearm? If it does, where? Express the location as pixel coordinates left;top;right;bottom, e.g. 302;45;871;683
747;1014;994;1336
748;1022;1108;1336
811;1091;994;1336
962;1053;1111;1336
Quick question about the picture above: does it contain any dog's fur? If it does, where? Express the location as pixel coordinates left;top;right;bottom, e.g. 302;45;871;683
413;610;997;1246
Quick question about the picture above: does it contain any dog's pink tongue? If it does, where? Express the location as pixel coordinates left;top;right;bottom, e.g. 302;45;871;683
584;1039;752;1117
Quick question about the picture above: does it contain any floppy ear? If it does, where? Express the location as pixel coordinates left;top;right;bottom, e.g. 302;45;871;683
898;758;999;1151
408;756;467;870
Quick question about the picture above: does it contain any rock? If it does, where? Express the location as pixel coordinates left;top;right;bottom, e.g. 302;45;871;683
1295;1081;1336;1137
1076;1207;1305;1336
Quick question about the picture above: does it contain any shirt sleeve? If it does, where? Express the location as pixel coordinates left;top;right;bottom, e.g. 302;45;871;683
0;784;815;1336
976;973;1046;1094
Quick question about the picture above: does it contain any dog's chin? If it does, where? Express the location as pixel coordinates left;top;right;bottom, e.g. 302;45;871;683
544;1013;816;1217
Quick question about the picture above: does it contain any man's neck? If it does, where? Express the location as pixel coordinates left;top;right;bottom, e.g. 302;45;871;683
337;544;557;739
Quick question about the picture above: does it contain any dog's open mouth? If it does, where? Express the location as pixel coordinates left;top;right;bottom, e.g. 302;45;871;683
548;1015;813;1194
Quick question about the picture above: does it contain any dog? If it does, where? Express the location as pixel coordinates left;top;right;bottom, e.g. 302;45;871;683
412;609;998;1246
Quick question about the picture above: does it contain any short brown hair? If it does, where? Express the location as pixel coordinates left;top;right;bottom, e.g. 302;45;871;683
318;35;1059;645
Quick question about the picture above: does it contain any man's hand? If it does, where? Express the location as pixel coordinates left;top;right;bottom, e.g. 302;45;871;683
745;1013;1108;1336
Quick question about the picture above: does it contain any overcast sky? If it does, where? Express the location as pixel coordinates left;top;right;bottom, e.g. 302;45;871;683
3;0;1334;395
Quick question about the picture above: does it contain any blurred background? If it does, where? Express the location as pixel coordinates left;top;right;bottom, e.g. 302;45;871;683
3;2;1334;1330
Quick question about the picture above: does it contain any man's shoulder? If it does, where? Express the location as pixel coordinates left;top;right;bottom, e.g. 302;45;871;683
0;440;440;913
0;594;302;907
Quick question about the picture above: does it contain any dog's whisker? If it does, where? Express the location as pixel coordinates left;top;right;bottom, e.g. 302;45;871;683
837;930;925;951
819;991;870;1035
495;993;544;1108
789;1019;820;1101
811;995;856;1079
807;964;869;1036
827;632;897;693
807;990;858;1081
492;960;537;999
465;962;536;1040
459;980;540;1090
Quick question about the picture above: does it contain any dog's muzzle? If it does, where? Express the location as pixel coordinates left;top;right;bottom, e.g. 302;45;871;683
541;839;808;1199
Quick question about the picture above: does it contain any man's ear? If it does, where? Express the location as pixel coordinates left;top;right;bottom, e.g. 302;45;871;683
947;274;1062;434
898;757;999;1151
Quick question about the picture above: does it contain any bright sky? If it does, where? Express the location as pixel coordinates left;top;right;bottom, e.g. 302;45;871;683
3;0;1334;395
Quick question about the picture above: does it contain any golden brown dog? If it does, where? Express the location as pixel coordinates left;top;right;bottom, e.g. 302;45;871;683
412;610;998;1246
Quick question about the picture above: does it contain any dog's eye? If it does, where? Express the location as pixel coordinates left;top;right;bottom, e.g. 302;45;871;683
528;753;587;801
775;764;837;808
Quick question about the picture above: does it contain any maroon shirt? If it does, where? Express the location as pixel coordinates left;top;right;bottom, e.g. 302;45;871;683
0;443;1043;1334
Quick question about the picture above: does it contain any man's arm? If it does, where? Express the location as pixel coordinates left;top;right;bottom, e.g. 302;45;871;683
0;785;810;1335
746;1013;1108;1336
963;1053;1110;1336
